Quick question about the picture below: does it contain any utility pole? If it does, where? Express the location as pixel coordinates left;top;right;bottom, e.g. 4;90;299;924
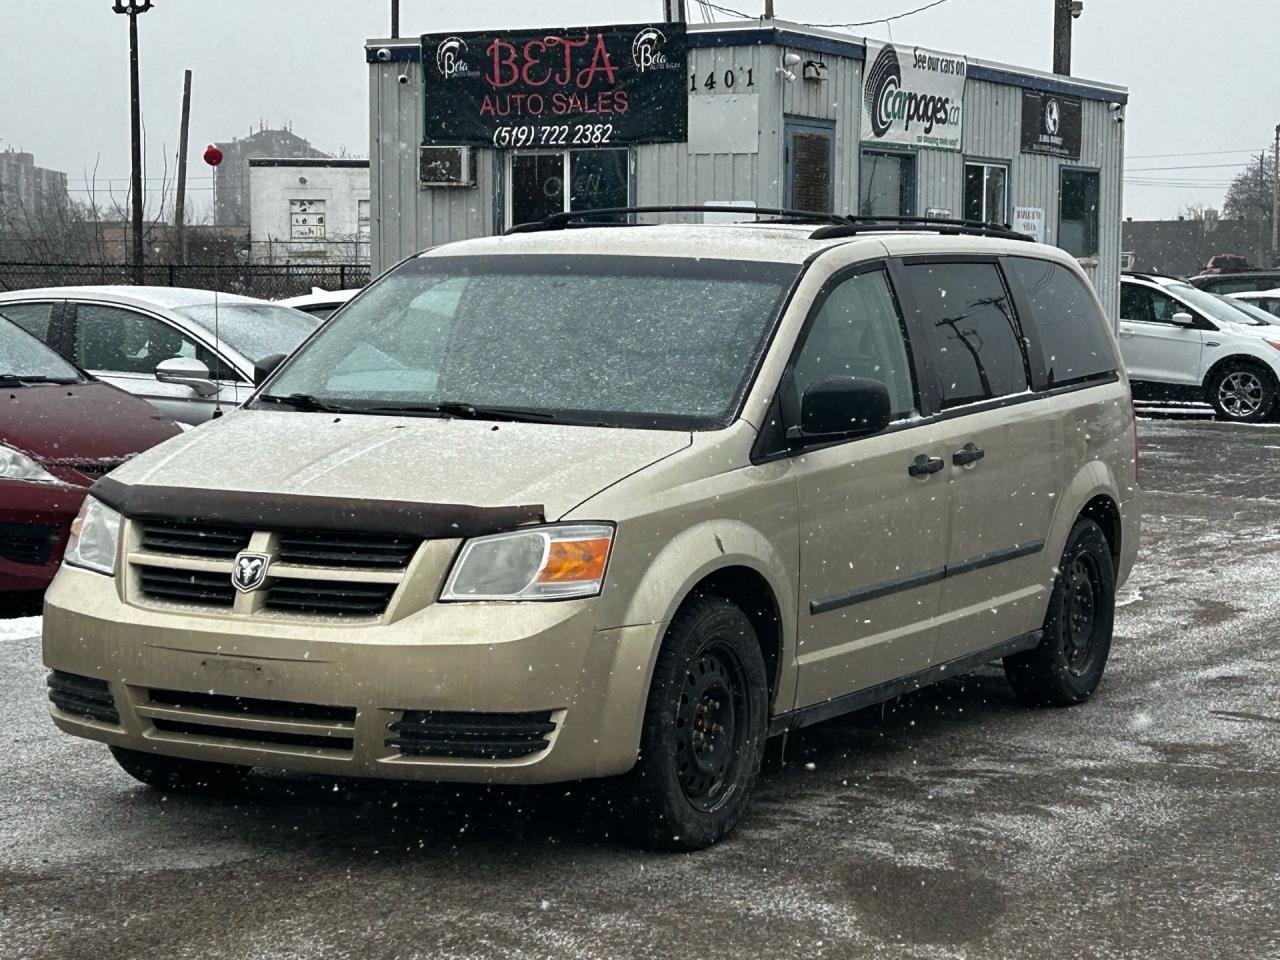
391;0;399;38
1272;123;1279;266
174;69;191;265
764;0;775;19
1052;0;1072;75
113;0;153;285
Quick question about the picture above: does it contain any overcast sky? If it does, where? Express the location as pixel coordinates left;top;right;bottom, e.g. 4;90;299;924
4;0;1278;222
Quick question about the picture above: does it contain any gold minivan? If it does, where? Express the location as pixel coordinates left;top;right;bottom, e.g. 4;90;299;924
43;211;1139;849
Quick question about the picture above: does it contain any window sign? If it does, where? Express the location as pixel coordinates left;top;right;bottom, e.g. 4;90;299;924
1021;90;1082;160
1012;205;1045;243
421;23;688;148
290;199;326;240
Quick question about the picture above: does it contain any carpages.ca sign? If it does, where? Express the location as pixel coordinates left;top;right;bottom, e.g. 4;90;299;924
421;23;688;148
861;41;966;152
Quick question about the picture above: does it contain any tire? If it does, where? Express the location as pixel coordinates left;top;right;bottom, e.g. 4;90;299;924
1004;518;1115;707
1206;362;1277;423
619;595;769;851
110;746;251;793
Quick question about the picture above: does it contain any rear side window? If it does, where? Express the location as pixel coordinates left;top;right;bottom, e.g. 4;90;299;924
1008;258;1117;387
900;262;1028;409
0;302;53;341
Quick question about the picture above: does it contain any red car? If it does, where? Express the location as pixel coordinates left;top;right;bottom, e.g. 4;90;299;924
1;316;181;605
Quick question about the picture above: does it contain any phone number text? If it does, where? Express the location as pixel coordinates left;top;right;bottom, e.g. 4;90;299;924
492;123;615;148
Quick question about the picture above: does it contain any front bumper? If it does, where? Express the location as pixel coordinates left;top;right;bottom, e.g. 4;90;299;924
42;565;663;784
0;479;85;593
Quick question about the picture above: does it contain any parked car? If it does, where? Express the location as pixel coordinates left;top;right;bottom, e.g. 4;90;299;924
42;212;1138;850
1;316;180;608
1198;254;1253;275
1120;273;1280;421
1229;288;1280;319
0;287;319;424
1186;271;1280;295
277;287;361;320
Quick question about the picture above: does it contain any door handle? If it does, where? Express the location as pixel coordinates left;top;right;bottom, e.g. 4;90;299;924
908;454;945;477
953;444;985;466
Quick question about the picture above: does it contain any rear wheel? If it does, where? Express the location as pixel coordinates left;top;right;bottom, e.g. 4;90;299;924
620;595;768;850
1207;362;1276;422
1005;518;1115;707
110;746;251;793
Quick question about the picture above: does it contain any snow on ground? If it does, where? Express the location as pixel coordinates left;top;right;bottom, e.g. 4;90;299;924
0;617;40;642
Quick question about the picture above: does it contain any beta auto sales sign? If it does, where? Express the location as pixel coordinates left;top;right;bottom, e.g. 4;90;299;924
861;41;966;152
421;23;688;148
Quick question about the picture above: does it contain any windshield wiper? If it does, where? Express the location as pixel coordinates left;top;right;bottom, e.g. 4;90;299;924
363;400;556;423
0;374;82;385
255;392;349;412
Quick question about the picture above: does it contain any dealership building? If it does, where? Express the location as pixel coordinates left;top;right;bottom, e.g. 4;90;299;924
365;19;1127;319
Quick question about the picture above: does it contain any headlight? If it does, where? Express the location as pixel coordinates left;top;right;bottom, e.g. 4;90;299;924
64;498;122;576
440;523;613;601
0;443;60;483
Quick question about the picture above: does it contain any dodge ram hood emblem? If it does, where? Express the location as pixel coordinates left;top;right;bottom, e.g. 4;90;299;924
232;551;271;593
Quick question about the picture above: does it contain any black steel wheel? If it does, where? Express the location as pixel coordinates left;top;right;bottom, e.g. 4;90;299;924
1005;517;1115;707
1207;363;1276;423
620;594;768;850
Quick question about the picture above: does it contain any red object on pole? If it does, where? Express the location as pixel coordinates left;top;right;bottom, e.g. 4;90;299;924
203;144;223;166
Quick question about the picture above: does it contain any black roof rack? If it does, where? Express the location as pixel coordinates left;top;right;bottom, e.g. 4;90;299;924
504;205;853;234
808;216;1033;242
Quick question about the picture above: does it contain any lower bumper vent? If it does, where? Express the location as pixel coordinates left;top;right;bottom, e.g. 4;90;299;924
151;719;354;751
386;710;556;760
1;523;60;566
48;671;119;725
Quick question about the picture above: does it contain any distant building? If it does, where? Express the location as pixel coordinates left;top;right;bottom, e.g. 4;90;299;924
1122;218;1270;278
0;149;69;232
247;159;370;264
212;126;329;227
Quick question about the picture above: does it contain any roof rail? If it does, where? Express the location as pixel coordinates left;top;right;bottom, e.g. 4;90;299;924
504;205;853;234
809;216;1034;242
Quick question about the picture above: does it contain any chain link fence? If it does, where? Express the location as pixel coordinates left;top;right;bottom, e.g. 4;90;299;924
0;261;371;301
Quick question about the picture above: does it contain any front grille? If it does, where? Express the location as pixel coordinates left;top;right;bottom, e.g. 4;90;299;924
0;522;59;565
264;578;397;616
387;710;556;759
138;566;236;606
277;530;419;569
138;519;252;559
147;688;356;724
48;671;119;725
151;718;354;751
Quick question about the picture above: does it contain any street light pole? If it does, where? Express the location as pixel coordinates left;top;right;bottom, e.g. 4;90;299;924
1052;0;1072;75
391;0;399;38
113;0;153;285
1272;123;1279;266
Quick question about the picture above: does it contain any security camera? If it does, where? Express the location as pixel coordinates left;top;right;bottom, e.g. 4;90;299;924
375;47;392;62
1070;0;1083;17
1109;102;1122;112
398;73;410;85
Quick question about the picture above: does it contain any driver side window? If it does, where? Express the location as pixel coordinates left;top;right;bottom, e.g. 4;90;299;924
791;269;916;421
1121;285;1183;326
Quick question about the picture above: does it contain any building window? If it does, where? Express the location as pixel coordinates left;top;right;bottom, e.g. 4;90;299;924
507;150;628;228
289;199;326;240
963;162;1008;224
357;199;371;241
860;151;915;217
785;117;835;213
1059;169;1100;258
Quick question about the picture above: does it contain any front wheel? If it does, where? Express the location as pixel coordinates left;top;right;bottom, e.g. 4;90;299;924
1005;518;1115;707
110;746;251;793
619;595;769;850
1207;363;1276;422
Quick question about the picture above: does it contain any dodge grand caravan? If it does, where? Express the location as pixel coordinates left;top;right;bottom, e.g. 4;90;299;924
42;211;1139;849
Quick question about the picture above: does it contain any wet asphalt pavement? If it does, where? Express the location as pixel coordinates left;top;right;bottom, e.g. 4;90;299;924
2;416;1278;960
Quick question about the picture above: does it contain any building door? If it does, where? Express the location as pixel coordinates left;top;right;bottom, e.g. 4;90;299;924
784;117;835;213
507;149;630;228
860;150;916;218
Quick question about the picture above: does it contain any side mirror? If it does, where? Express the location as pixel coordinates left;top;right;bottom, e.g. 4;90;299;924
155;357;218;397
254;353;287;386
790;376;892;441
1170;311;1196;327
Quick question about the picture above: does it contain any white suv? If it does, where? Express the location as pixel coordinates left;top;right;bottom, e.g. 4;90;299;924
1119;274;1280;421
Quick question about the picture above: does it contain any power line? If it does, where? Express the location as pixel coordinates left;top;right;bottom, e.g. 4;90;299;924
1125;162;1256;172
1127;148;1264;160
807;0;957;28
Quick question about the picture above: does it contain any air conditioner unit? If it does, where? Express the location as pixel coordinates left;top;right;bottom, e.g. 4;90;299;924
418;146;475;188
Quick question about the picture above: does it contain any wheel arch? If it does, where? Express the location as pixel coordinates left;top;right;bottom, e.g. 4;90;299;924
1202;353;1280;393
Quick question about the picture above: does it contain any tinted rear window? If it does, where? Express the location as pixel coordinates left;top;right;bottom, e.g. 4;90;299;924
900;262;1029;409
1006;258;1117;387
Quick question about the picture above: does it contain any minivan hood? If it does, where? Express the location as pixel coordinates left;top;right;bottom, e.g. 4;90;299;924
105;409;692;521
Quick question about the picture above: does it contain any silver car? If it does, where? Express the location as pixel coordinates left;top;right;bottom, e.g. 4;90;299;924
0;287;319;424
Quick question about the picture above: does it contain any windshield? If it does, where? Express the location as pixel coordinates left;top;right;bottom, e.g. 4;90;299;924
259;255;799;429
1220;295;1278;325
0;317;83;382
1166;283;1271;326
174;303;320;361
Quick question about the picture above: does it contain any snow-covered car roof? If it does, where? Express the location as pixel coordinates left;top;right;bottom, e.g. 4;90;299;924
0;285;272;309
277;288;362;310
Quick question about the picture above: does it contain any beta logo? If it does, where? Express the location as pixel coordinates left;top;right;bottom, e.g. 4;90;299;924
436;37;471;79
1044;98;1061;136
631;27;668;72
